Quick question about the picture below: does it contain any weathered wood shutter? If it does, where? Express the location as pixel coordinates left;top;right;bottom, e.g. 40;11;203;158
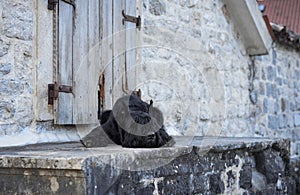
56;0;74;124
72;0;101;124
54;0;137;124
125;0;137;92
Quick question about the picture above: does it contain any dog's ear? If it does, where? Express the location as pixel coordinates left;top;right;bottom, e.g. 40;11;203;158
150;99;153;106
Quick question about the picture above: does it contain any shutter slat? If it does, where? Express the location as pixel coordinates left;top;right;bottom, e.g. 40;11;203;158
112;0;126;102
125;0;137;91
56;1;73;124
101;0;113;109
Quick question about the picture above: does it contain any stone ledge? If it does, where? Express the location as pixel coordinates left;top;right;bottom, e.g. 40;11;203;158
0;137;294;194
0;137;289;170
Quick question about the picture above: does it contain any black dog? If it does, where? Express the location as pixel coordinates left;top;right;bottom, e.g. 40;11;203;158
100;94;175;148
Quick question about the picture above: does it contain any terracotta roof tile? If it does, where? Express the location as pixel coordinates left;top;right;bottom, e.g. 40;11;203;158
258;0;300;34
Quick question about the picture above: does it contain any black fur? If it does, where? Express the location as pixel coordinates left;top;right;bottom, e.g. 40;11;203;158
100;94;175;148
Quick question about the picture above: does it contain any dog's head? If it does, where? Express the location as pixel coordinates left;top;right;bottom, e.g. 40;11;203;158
112;95;163;137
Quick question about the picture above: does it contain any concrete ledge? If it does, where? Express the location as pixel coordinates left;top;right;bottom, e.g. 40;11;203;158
0;137;295;194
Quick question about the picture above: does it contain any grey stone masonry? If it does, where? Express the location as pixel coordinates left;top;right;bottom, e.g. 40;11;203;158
0;0;34;136
0;137;296;194
254;44;300;156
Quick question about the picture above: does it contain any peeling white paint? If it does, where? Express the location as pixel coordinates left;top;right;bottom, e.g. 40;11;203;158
50;177;59;192
140;177;164;195
220;155;246;195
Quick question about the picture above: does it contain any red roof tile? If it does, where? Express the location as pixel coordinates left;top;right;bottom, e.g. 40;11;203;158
258;0;300;34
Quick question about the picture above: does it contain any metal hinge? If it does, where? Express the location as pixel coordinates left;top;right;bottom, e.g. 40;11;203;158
122;10;141;30
48;82;73;105
48;0;75;10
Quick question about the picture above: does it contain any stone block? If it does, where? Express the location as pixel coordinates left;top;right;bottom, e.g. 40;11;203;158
0;80;24;95
272;47;277;65
0;100;16;121
290;102;296;112
254;148;286;183
259;82;265;95
179;10;191;23
0;168;86;194
268;99;276;114
2;1;33;40
179;0;198;8
277;66;282;76
239;164;252;190
261;68;266;80
263;98;268;113
268;115;278;130
14;43;33;80
0;38;10;57
279;114;287;129
267;66;275;81
149;0;166;16
275;101;280;114
294;113;300;127
266;83;272;97
193;175;209;193
287;115;294;128
295;70;300;79
276;77;283;85
0;63;12;76
271;84;277;98
209;173;225;194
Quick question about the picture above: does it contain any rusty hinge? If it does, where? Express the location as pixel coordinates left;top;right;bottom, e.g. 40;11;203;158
122;10;141;30
48;0;75;10
48;82;73;105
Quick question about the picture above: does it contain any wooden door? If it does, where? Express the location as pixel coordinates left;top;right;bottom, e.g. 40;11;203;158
54;0;137;124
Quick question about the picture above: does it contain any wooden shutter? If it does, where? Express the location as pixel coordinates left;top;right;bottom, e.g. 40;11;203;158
56;0;74;124
125;0;137;90
111;0;138;101
72;0;101;124
54;0;137;124
101;0;113;109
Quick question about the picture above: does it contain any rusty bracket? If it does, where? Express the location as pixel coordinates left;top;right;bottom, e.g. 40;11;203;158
48;82;73;105
122;10;141;30
48;0;75;10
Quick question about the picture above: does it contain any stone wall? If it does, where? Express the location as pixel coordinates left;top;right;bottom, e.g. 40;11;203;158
0;0;35;135
136;0;255;137
0;0;300;156
253;44;300;156
136;0;300;156
0;138;295;194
